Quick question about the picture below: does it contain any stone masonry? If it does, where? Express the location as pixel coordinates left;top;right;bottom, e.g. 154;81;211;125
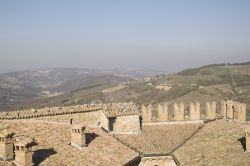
142;105;152;123
189;102;200;120
174;103;185;121
158;103;168;122
221;100;247;122
205;102;216;120
0;130;14;160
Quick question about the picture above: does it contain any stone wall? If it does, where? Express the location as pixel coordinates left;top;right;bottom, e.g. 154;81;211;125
158;103;168;122
142;105;152;123
237;104;246;122
189;102;200;120
141;100;248;123
174;103;184;121
113;115;141;133
205;102;216;120
221;100;247;122
100;111;109;131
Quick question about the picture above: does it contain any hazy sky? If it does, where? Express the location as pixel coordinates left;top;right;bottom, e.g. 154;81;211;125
0;0;250;73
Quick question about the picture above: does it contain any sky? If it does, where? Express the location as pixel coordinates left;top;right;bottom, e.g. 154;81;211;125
0;0;250;73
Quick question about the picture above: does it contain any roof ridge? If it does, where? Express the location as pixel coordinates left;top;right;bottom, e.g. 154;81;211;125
170;119;214;154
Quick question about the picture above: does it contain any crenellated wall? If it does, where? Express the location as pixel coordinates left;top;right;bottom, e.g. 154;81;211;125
206;102;217;120
142;101;219;123
142;105;152;123
174;103;185;121
158;103;168;122
142;100;247;123
189;102;200;120
221;100;247;122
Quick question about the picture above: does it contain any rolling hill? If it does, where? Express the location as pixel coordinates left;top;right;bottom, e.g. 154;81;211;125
1;63;250;118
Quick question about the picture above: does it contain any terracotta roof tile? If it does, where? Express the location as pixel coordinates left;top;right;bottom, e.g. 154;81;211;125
0;105;102;120
103;103;139;118
0;120;138;166
114;122;203;155
174;119;250;165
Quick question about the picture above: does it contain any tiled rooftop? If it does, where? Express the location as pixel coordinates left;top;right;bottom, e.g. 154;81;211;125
174;119;250;165
113;122;203;155
0;105;102;120
0;160;12;166
103;103;139;118
0;103;139;120
0;120;139;166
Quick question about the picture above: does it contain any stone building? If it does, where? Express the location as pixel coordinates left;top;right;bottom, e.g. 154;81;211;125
205;102;216;119
14;137;34;166
71;125;86;150
189;102;201;120
221;100;247;122
174;103;185;121
246;127;250;153
0;129;14;160
101;103;141;133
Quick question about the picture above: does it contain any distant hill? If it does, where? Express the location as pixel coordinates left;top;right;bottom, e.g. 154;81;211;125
0;62;248;117
0;67;161;109
101;67;164;79
1;63;250;120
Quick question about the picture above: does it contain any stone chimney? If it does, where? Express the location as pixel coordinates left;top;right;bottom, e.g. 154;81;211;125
246;127;250;152
0;129;14;160
14;137;34;166
71;125;86;150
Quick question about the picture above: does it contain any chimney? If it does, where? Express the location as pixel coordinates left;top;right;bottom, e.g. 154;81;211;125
0;129;14;160
71;125;86;150
14;137;34;166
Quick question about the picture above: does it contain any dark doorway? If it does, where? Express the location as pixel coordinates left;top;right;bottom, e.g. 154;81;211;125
109;118;116;131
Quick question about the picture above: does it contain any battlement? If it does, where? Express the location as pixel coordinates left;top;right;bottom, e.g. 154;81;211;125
142;101;217;123
221;100;247;122
142;100;247;123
